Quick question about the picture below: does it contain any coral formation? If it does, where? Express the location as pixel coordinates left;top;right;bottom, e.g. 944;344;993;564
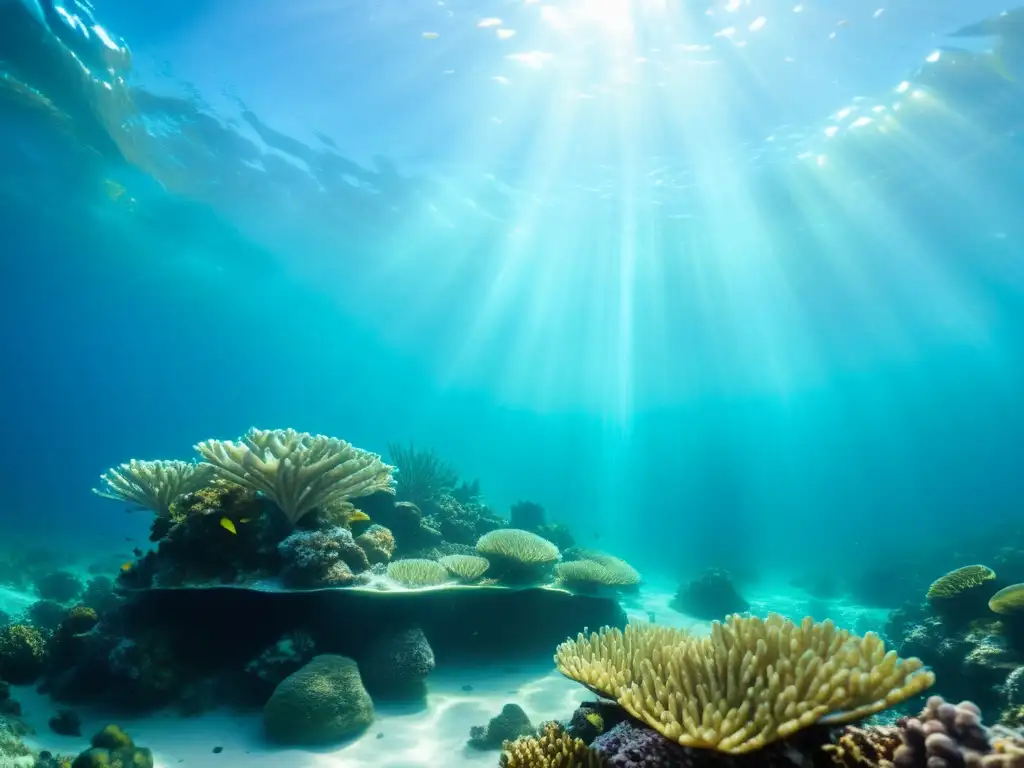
93;459;215;517
991;586;1024;616
555;615;935;754
27;600;70;631
48;708;81;736
510;501;546;531
670;568;749;620
477;529;560;583
0;624;47;684
388;442;458;507
196;427;395;526
386;558;451;587
439;554;491;582
278;526;370;588
245;631;317;688
355;524;396;565
500;721;605;767
469;703;535;750
263;654;374;745
928;566;997;600
555;555;641;593
360;626;435;698
71;724;153;768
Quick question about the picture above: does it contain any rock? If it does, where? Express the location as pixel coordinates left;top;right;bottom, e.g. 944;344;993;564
263;655;374;746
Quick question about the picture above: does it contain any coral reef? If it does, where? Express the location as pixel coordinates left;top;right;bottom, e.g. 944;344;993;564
670;568;749;620
926;566;999;630
477;529;561;584
359;626;435;699
386;558;451;587
93;459;215;517
26;601;70;632
355;524;396;565
928;566;998;600
278;526;370;588
0;624;47;684
196;428;395;526
71;725;153;768
991;586;1024;616
245;631;317;689
510;501;546;531
555;615;935;753
48;708;81;736
388;442;458;508
469;703;535;750
555;553;640;594
501;721;605;767
263;654;374;745
439;554;491;582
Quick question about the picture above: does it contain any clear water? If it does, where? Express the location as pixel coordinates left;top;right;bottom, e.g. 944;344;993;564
2;0;1024;764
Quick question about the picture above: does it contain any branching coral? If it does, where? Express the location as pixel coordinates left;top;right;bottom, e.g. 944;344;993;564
387;442;458;507
555;614;936;754
500;721;605;768
93;460;215;517
196;428;395;526
927;566;996;600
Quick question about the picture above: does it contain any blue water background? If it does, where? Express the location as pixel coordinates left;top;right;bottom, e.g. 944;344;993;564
2;0;1023;583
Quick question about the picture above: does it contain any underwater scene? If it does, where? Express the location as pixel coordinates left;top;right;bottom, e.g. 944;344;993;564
2;0;1024;765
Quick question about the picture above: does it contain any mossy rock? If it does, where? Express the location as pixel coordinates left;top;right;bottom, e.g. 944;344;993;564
71;725;152;768
264;654;374;745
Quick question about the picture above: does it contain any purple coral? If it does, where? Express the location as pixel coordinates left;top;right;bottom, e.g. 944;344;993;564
892;696;1024;768
277;527;370;588
591;720;693;767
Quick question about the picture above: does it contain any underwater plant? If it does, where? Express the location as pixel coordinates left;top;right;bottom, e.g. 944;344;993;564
387;442;459;508
554;614;935;754
196;428;394;526
93;459;215;517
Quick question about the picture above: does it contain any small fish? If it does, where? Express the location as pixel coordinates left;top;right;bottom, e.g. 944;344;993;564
239;518;253;524
348;510;371;523
120;562;133;573
219;517;237;535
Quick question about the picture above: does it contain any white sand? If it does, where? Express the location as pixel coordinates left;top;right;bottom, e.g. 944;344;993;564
18;666;584;768
0;585;35;619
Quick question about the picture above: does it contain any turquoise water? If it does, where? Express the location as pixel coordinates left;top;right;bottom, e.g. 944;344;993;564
2;1;1024;764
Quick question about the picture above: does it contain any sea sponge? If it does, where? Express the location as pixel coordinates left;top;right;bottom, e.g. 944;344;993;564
439;554;490;582
500;721;605;767
990;585;1024;615
927;565;996;600
386;559;451;588
93;459;215;517
263;654;374;745
196;428;395;526
355;525;396;565
555;614;936;754
0;624;48;684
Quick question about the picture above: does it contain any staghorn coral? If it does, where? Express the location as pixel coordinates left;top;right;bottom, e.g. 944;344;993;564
927;566;997;600
991;586;1024;615
500;721;606;767
554;614;936;754
439;554;490;582
386;559;451;588
387;442;458;507
93;459;215;517
355;525;396;565
196;428;395;526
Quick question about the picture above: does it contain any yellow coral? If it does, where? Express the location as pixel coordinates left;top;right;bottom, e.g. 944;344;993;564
500;722;605;768
554;614;935;754
990;584;1024;615
926;565;996;600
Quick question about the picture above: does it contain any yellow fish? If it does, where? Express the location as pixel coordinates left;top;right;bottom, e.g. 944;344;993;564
348;510;371;524
219;517;237;535
120;562;133;572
